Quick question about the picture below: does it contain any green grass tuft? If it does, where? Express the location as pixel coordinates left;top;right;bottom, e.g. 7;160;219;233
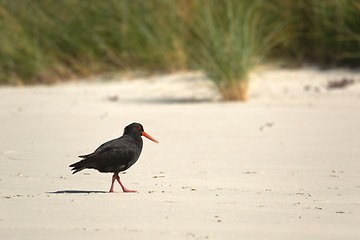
187;0;287;100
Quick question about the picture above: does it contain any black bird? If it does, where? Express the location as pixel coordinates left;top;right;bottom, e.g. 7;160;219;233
69;122;158;193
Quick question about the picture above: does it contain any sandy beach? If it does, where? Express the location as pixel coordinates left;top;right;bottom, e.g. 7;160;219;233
1;67;360;240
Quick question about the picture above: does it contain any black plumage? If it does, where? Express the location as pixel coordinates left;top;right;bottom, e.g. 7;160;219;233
69;122;158;192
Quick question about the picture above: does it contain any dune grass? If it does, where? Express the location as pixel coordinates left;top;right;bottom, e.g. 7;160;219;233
275;0;360;67
187;0;287;100
0;0;359;100
304;0;360;66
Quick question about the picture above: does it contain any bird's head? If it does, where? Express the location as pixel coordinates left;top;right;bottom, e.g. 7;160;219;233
124;123;159;143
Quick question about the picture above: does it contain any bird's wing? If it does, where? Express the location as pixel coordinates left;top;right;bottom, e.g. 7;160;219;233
77;139;139;171
97;144;138;166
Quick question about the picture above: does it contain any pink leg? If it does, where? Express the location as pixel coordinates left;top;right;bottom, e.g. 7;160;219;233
115;174;136;193
109;174;117;193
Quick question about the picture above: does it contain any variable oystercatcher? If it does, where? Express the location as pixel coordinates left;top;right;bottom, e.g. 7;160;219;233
69;122;158;193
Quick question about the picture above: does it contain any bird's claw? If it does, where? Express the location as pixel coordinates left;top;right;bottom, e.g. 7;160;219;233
122;188;137;193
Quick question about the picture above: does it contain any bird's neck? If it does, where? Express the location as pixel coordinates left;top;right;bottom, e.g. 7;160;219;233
124;133;143;145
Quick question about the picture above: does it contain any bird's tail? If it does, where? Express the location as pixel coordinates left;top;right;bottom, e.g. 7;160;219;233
69;156;95;174
69;161;86;174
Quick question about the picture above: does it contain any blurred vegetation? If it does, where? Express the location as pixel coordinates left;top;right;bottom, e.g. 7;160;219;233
187;0;287;100
0;0;359;99
275;1;360;67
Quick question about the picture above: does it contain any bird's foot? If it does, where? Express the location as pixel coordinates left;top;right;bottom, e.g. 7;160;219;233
122;188;137;193
109;186;136;193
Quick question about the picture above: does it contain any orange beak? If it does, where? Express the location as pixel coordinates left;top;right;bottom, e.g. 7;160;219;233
142;131;159;143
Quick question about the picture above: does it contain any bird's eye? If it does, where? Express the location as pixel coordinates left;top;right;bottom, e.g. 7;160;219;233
137;126;142;131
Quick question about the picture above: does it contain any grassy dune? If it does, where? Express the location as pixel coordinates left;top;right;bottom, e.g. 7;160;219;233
0;0;359;99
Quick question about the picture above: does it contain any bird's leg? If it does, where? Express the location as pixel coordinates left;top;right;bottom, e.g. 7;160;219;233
109;174;117;193
115;174;137;193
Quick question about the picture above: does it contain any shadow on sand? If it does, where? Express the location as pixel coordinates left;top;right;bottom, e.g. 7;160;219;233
119;97;216;104
47;190;108;194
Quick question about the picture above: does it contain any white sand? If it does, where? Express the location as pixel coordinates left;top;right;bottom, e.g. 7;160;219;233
1;67;360;239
